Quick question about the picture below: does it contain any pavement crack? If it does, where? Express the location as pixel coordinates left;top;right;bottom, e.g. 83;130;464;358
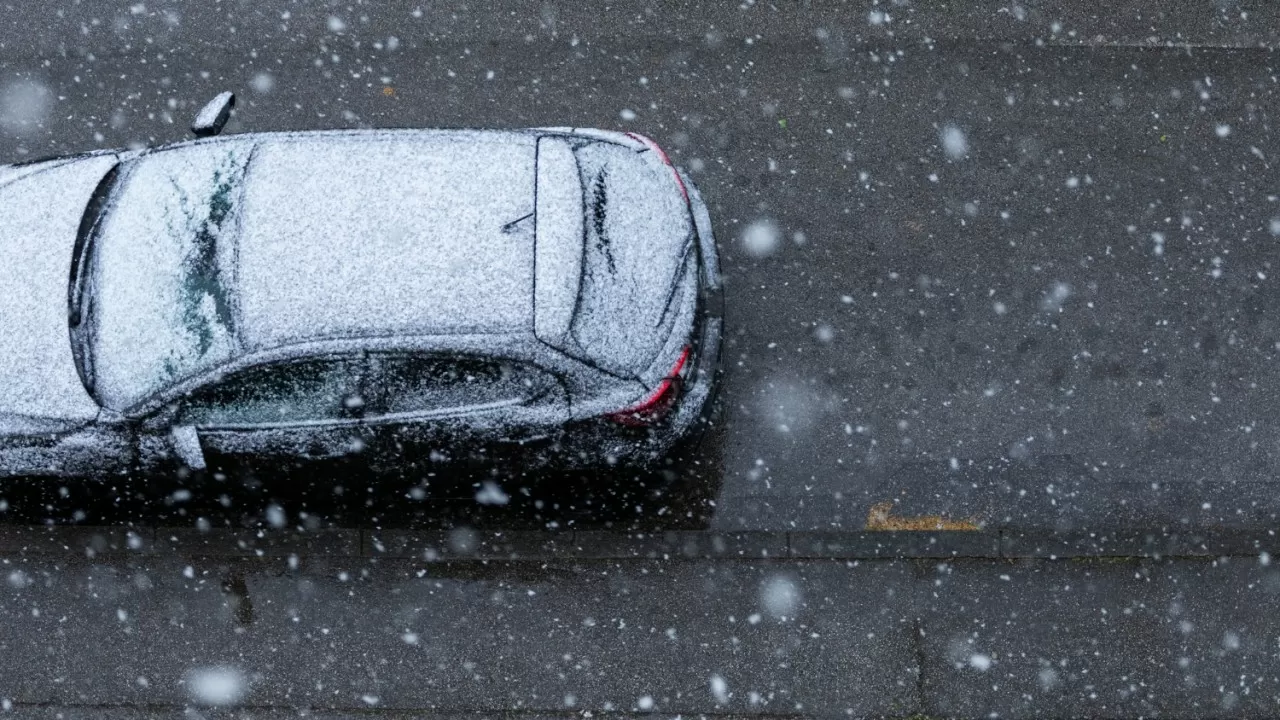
911;617;931;716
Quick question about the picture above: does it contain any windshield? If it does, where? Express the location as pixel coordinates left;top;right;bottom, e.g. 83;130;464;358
76;142;253;410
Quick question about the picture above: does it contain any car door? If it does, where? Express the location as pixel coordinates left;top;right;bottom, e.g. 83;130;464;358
0;416;134;480
359;353;569;473
140;356;368;475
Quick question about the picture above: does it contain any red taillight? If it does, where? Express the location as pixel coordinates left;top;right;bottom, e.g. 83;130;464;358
606;346;691;427
625;131;689;203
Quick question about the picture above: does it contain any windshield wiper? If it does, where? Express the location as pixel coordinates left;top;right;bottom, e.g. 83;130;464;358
68;163;122;402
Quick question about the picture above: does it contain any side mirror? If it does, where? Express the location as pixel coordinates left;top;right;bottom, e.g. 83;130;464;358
191;91;235;137
169;424;207;470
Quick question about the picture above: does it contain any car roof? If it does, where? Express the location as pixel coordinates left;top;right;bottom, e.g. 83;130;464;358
232;130;540;348
86;128;611;410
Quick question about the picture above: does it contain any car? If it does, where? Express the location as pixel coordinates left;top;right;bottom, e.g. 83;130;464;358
0;121;723;483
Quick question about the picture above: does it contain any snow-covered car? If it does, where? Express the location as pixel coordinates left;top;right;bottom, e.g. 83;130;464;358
0;127;722;480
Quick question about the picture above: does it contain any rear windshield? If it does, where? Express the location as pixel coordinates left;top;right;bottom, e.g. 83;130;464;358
568;142;693;376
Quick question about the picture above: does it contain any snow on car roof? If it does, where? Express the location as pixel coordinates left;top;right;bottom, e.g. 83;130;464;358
236;131;539;348
86;130;551;410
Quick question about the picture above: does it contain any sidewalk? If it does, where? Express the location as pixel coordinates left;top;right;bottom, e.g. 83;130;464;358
1;548;1276;717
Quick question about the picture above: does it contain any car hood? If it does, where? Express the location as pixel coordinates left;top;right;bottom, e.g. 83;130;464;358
0;155;117;425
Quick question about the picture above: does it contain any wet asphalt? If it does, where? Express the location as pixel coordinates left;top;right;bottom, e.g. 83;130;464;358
2;2;1280;716
3;0;1280;535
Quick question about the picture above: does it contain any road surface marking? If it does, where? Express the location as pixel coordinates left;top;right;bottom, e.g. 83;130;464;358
865;501;980;531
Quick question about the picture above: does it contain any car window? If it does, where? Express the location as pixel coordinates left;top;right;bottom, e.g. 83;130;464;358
175;358;361;427
366;354;548;418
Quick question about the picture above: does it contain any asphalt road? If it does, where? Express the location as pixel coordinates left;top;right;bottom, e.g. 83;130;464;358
4;0;1280;535
2;2;1280;716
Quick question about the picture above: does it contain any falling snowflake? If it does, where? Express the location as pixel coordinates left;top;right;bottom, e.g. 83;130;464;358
0;78;53;136
760;574;800;619
474;481;509;505
710;674;730;704
249;72;276;94
265;504;287;528
186;666;246;706
940;125;968;160
741;219;782;258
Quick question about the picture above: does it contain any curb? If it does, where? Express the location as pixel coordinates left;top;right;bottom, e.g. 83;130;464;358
1;525;1276;561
